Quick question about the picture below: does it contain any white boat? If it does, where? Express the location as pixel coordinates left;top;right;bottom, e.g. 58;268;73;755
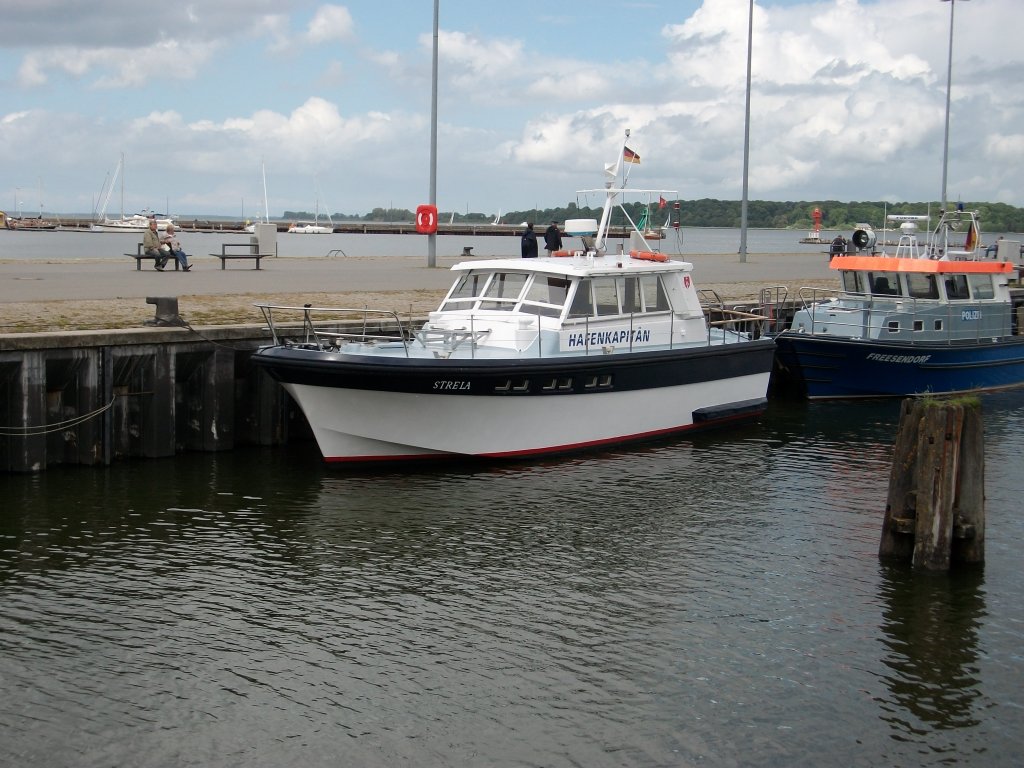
287;185;334;233
286;220;333;234
252;131;775;463
91;211;174;232
90;154;173;231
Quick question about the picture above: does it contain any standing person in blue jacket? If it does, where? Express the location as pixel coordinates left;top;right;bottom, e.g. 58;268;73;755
521;222;538;258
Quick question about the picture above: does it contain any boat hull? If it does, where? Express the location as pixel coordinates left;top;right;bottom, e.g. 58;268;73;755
773;332;1024;399
254;341;775;462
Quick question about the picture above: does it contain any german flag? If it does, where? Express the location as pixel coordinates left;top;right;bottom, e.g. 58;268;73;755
623;146;641;164
965;221;977;251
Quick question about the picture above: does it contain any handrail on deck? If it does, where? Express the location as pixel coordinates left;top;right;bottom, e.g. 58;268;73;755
256;304;412;355
789;288;1016;343
256;302;768;360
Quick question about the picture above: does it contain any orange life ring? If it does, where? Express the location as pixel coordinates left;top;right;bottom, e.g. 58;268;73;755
552;249;574;257
629;249;668;263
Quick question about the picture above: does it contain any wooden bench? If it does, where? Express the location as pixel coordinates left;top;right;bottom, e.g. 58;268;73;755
125;242;180;271
209;242;266;270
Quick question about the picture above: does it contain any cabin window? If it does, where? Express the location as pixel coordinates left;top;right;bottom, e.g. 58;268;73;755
640;275;670;312
869;272;900;296
913;320;924;331
967;274;995;299
943;274;969;300
622;277;642;314
841;271;860;293
568;279;593;318
524;276;570;307
479;271;528;310
887;320;900;333
593;277;619;316
906;273;939;300
442;272;489;310
520;275;570;318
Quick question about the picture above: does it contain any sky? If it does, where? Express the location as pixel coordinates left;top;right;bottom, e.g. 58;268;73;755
0;0;1021;219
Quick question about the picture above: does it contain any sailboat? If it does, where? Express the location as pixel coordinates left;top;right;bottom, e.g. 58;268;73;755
287;180;334;234
244;161;272;233
91;154;173;232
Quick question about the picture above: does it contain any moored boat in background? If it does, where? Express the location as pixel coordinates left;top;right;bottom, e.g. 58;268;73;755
773;208;1024;399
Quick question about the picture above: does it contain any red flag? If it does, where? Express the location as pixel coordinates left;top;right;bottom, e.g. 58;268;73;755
623;146;641;164
658;196;667;209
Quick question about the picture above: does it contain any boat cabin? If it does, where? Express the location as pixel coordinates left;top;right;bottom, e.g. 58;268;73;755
422;255;722;356
792;255;1019;343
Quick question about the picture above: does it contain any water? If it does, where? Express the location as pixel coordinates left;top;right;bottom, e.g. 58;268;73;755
0;227;866;261
2;393;1023;767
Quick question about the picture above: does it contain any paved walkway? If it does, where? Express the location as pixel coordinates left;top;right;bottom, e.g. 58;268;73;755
0;252;835;303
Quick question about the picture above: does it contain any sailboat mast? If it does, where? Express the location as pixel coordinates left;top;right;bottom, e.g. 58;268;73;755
261;160;269;223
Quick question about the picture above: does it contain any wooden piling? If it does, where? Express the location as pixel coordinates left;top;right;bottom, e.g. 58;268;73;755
879;398;985;570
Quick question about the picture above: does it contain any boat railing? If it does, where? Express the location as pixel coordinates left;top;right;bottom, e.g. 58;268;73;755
414;326;491;353
791;287;1017;344
699;289;773;341
258;303;770;358
256;304;413;355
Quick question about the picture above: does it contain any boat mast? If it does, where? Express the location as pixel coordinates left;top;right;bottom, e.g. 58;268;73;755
261;160;269;223
595;130;629;251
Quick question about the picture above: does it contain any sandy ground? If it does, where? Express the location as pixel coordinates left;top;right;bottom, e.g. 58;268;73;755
0;252;838;334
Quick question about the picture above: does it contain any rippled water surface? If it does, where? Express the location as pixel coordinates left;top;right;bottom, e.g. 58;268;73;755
2;394;1023;767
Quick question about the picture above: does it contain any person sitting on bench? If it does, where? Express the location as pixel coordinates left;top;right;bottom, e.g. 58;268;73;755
143;217;168;270
163;224;192;271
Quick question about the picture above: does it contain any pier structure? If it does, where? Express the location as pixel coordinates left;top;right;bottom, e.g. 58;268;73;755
0;325;302;473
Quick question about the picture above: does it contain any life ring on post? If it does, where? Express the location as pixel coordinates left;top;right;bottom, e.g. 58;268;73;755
415;204;438;234
629;249;668;263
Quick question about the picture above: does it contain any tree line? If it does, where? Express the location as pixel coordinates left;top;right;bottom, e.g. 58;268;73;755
284;200;1024;233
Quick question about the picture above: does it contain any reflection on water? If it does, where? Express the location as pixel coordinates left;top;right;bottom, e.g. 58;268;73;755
877;566;985;734
2;394;1023;767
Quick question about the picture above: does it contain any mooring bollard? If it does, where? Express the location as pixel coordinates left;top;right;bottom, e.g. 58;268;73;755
879;398;985;570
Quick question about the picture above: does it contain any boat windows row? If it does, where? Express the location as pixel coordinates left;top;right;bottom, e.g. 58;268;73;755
442;270;672;320
840;270;996;301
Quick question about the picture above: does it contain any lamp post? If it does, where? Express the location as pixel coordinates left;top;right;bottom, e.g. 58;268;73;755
738;0;753;263
427;0;439;268
939;0;968;212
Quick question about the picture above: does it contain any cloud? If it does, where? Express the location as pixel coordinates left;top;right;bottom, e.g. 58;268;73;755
306;5;355;44
1;0;1022;215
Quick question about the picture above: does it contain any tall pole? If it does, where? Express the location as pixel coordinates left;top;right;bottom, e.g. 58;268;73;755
739;0;753;263
940;0;967;211
427;0;439;268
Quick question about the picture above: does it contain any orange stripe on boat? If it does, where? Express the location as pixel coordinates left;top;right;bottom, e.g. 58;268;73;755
830;256;1014;274
630;250;669;263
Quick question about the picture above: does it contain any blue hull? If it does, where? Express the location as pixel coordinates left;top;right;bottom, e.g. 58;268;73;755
773;332;1024;399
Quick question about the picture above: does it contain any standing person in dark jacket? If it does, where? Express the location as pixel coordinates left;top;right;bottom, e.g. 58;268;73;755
521;222;538;258
544;220;562;255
